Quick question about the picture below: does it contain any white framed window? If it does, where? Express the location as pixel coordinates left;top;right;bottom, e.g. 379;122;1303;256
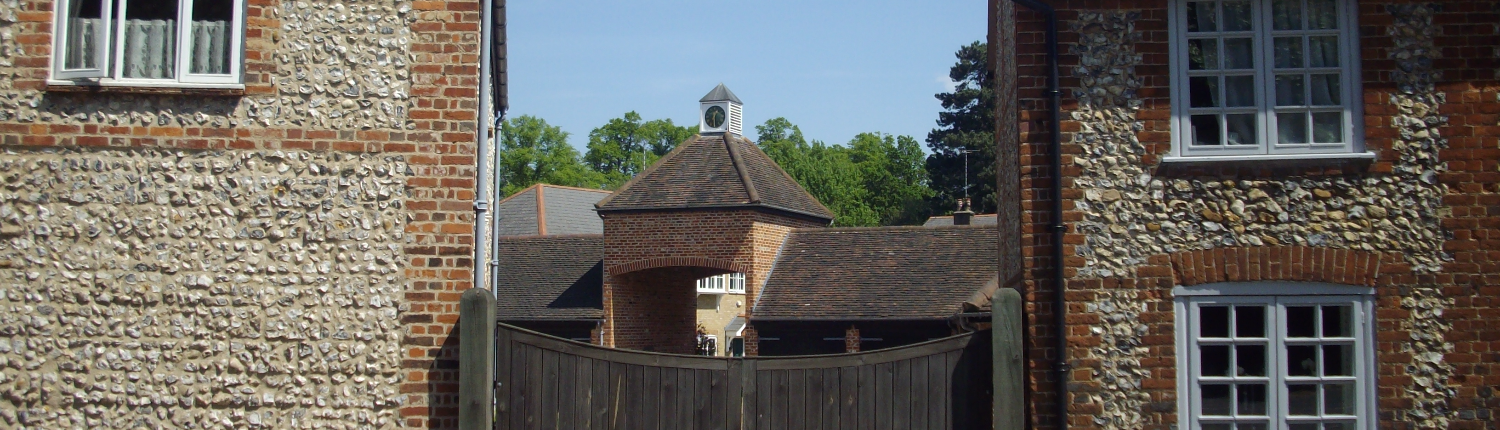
1168;0;1367;161
695;273;745;295
51;0;244;88
1176;283;1376;429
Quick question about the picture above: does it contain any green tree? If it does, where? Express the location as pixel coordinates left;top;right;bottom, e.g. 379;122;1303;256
925;41;997;215
584;111;695;188
848;132;932;226
756;118;930;227
498;115;605;196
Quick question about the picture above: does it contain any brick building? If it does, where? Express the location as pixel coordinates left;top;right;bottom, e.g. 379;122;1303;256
0;0;498;428
992;1;1499;429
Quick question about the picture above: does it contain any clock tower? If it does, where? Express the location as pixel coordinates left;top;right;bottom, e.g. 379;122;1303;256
699;83;743;136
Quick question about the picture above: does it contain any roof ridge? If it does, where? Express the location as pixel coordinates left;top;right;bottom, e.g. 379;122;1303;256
733;135;836;221
594;134;705;209
538;183;612;194
498;233;604;241
494;183;540;205
791;224;998;234
723;135;760;204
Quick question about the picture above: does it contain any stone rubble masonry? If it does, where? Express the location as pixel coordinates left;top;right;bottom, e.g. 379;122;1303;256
600;209;823;352
0;0;486;428
1012;2;1499;430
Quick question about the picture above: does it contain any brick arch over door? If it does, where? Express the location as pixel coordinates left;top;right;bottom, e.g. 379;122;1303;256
1168;246;1388;287
605;256;750;277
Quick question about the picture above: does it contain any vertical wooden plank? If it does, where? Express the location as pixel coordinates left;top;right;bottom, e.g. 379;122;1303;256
874;363;892;430
593;359;610;430
710;365;728;428
644;365;661;430
772;370;789;430
542;350;560;429
676;369;693;430
493;326;512;429
458;289;495;430
756;367;773;430
839;366;857;430
628;365;645;430
727;359;744;430
951;347;970;429
805;368;823;430
742;360;759;430
694;369;711;430
821;367;839;430
526;346;543;430
857;365;874;430
892;360;910;429
928;352;945;429
510;343;528;430
659;366;678;430
789;369;807;430
577;357;594;430
559;354;576;430
993;288;1025;430
911;356;929;429
610;361;627;430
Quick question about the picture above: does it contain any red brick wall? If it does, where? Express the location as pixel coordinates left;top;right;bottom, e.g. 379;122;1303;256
600;209;824;350
1004;1;1500;429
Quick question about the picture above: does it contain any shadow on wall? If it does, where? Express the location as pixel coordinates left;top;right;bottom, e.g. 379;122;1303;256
428;330;462;429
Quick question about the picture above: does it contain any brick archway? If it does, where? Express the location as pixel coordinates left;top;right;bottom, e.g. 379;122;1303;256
1168;246;1387;287
606;256;750;277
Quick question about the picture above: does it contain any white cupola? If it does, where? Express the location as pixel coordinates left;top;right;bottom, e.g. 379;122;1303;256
699;83;743;136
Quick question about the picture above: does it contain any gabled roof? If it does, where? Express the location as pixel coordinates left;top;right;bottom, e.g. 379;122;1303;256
699;83;742;103
595;134;834;221
495;235;604;321
752;225;998;320
496;184;611;237
922;213;999;227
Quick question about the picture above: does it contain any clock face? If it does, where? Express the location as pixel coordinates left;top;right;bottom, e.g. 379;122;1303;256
704;105;726;128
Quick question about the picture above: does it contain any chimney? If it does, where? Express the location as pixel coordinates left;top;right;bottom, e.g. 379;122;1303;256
953;198;974;226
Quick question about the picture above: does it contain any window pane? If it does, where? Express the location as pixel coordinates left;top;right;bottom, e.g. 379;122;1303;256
1187;2;1218;32
1224;76;1255;107
1309;74;1341;105
1274;37;1304;68
1191;76;1222;108
1312;112;1343;143
1202;306;1230;336
1223;38;1255;69
1277;113;1309;144
1309;36;1340;67
63;0;106;70
1189;39;1221;70
1238;423;1269;430
1235;306;1265;338
1287;306;1316;337
1289;424;1319;430
1225;114;1256;146
1324;383;1355;415
1322;305;1351;337
1203;424;1232;430
1324;421;1355;430
1237;384;1268;415
1272;0;1303;30
1287;384;1318;415
1202;384;1232;415
1287;345;1318;376
1191;115;1223;146
1222;1;1253;31
1308;0;1339;30
122;0;179;79
1202;345;1231;376
1322;344;1353;376
1276;75;1306;106
189;0;235;74
1236;344;1266;376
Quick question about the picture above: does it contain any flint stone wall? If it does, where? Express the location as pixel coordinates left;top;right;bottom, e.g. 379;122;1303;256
0;148;408;428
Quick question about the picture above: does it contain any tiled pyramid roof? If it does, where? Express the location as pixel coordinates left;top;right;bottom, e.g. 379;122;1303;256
752;225;998;320
595;134;834;221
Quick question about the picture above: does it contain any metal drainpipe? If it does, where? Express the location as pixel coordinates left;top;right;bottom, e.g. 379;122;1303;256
1009;0;1065;428
490;112;504;298
473;0;495;297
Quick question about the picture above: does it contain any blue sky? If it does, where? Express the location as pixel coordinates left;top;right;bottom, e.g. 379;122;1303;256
505;1;987;151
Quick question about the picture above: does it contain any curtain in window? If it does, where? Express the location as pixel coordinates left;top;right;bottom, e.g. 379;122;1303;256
65;18;103;69
190;20;230;74
122;19;177;79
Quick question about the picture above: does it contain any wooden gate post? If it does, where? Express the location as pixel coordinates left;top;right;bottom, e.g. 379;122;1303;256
993;288;1024;430
460;288;497;429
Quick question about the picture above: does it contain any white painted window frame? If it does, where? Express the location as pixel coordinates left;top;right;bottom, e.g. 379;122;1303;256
1166;0;1370;162
50;0;245;88
1174;282;1377;429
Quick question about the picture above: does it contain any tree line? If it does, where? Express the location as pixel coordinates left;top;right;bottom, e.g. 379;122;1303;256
499;41;991;227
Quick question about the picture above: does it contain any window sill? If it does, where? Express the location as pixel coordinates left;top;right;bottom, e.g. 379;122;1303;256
1161;152;1376;164
46;80;245;97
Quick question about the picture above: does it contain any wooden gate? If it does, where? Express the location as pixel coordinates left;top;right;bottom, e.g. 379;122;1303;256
459;288;1024;430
